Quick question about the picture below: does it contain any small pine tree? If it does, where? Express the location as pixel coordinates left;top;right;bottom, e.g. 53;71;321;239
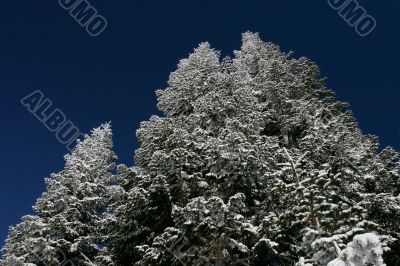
1;124;118;266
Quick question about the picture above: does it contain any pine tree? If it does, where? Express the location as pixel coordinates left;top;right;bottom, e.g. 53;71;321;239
108;32;399;265
1;124;118;266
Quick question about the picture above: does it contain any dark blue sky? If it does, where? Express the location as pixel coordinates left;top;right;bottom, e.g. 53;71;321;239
0;0;399;248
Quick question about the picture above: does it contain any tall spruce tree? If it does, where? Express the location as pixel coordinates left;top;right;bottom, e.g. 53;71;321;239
108;32;400;265
1;124;118;266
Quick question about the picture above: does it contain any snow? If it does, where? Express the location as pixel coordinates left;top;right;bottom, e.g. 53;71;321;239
327;233;385;266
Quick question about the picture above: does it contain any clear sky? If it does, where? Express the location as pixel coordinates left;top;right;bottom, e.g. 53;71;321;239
0;0;399;248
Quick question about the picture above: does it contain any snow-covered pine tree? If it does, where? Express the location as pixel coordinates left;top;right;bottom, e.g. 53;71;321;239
106;33;400;265
108;32;400;265
1;124;118;266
